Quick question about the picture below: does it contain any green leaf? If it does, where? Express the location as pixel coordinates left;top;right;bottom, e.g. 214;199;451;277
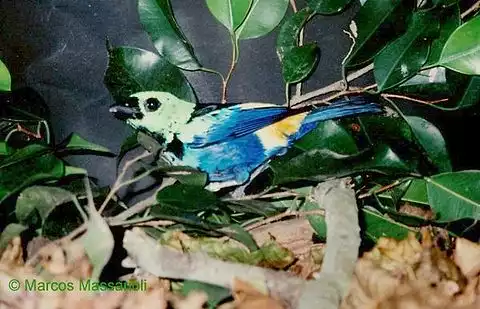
0;224;27;250
138;0;201;70
276;8;313;57
80;208;114;280
424;4;460;66
155;183;219;212
362;207;414;241
439;15;480;75
306;0;352;15
16;186;76;223
64;166;88;176
271;120;358;167
426;171;480;221
104;46;196;102
374;11;440;91
0;142;9;156
402;178;429;205
220;224;259;251
182;281;230;309
345;0;415;67
450;75;480;110
0;146;65;204
281;44;319;83
276;8;318;83
205;0;252;33
302;200;327;240
405;116;451;173
271;144;413;185
235;0;289;40
60;133;112;154
0;59;11;91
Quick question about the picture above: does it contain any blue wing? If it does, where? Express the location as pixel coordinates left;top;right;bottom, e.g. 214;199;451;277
180;103;290;148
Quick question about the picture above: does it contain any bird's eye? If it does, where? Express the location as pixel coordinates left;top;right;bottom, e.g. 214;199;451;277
145;97;161;112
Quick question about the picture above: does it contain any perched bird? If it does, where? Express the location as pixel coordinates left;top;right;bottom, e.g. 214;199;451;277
109;92;382;191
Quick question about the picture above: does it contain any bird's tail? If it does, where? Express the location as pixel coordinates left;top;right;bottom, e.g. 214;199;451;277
302;96;383;125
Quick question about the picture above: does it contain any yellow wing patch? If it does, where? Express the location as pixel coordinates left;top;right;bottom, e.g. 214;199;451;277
255;112;308;150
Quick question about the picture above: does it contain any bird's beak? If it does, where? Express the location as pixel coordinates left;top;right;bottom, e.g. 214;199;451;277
109;105;143;120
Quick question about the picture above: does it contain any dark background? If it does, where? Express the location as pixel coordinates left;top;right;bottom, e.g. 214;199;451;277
0;0;478;188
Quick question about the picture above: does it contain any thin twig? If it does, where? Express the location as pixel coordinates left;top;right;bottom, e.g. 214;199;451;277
98;151;152;214
293;83;377;109
461;0;480;18
223;189;300;201
290;64;374;107
245;209;325;231
108;177;176;224
381;93;449;105
357;178;410;199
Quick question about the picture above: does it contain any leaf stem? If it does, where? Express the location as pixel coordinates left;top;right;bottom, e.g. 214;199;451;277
98;151;152;214
221;35;239;103
461;0;480;19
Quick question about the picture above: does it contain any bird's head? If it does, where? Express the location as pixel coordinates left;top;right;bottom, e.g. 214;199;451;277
109;91;196;143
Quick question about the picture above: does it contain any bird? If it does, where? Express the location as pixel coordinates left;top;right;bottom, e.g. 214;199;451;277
109;91;382;192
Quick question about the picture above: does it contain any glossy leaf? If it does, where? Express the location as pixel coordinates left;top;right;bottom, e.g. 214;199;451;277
402;178;429;205
0;142;9;156
405;116;451;173
439;15;480;75
390;67;453;98
155;183;219;212
60;133;112;154
270;120;358;167
362;207;414;241
306;0;352;15
426;171;480;221
276;8;313;60
0;145;65;203
271;144;413;185
424;4;460;66
16;186;76;223
235;0;289;40
345;0;415;67
281;44;319;83
449;76;480;110
63;166;88;176
104;46;196;103
138;0;201;70
0;223;27;250
374;11;439;91
0;59;11;92
276;8;318;83
205;0;252;33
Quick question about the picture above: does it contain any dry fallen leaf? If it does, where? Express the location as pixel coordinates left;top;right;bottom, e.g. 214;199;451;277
340;228;480;309
454;238;480;278
226;278;286;309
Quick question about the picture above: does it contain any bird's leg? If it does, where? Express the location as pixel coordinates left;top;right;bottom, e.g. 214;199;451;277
229;164;269;199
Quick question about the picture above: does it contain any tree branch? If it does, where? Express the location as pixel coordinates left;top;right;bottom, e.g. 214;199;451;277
289;64;374;107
